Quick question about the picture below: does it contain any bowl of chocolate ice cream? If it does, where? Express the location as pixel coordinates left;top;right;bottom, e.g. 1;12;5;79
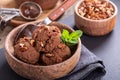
5;22;81;80
75;0;118;36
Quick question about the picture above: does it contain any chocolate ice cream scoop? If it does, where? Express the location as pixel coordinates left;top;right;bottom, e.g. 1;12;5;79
14;37;40;64
41;43;71;65
33;25;61;52
14;24;72;66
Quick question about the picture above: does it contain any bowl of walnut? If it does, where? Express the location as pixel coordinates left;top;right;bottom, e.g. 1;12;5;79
4;22;82;80
75;0;118;36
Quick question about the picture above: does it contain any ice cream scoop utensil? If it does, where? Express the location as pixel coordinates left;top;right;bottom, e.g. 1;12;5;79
15;0;77;43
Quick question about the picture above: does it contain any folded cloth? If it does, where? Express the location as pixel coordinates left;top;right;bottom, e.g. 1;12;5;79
58;45;106;80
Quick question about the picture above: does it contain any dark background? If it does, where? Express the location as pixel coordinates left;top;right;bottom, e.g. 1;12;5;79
60;0;120;80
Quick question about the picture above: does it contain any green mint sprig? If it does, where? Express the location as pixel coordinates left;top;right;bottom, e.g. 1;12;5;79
61;29;83;47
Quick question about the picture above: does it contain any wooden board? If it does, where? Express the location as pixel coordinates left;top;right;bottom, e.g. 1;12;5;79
0;0;63;26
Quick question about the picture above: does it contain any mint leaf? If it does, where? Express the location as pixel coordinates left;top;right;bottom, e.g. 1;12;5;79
68;40;78;44
62;29;69;38
70;30;83;39
61;29;83;47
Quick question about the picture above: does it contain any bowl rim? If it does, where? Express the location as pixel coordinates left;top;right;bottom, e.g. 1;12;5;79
75;0;118;22
5;22;81;68
19;1;43;21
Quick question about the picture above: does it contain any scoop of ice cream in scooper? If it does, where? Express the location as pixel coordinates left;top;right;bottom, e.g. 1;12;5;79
0;1;42;21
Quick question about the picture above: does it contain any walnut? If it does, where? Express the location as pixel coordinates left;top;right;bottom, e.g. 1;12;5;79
45;53;54;57
78;0;115;20
19;43;28;52
30;40;35;46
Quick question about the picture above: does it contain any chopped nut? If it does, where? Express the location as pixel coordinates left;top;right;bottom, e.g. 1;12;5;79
78;0;115;20
58;43;65;49
94;8;99;12
19;43;28;52
20;47;28;52
45;53;54;57
40;42;44;47
30;40;35;46
19;43;25;48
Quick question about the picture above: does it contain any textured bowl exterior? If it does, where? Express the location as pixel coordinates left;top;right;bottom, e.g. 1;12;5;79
5;22;81;80
74;0;118;36
16;0;58;10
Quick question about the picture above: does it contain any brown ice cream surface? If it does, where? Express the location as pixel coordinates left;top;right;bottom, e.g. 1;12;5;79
33;25;71;65
14;25;71;65
14;37;40;64
41;43;71;65
33;25;61;52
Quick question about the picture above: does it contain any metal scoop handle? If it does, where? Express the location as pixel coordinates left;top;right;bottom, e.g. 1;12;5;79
0;8;20;30
0;8;20;21
0;8;20;12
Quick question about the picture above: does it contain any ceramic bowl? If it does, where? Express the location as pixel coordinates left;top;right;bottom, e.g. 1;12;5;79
16;0;58;10
4;22;81;80
74;0;118;36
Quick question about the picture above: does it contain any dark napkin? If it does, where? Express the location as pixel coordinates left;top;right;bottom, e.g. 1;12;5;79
0;44;106;80
58;45;106;80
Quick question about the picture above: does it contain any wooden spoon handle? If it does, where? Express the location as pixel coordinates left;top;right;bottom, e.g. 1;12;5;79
48;0;76;21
